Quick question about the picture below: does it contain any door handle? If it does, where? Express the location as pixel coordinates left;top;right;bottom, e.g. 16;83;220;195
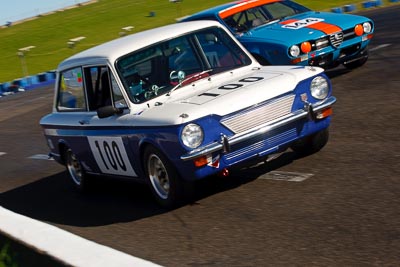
79;120;90;125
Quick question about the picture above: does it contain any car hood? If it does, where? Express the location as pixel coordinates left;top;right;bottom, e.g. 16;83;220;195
239;11;369;44
126;65;324;126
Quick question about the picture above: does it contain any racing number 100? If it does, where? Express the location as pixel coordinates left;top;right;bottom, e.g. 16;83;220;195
88;136;137;177
94;140;127;171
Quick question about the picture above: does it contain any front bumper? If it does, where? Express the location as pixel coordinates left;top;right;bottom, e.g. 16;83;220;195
309;44;369;68
181;96;337;161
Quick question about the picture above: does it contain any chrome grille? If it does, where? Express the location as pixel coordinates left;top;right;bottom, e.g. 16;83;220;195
329;32;344;48
221;95;295;134
315;37;330;49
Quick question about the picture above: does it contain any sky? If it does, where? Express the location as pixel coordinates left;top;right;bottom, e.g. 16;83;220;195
0;0;89;26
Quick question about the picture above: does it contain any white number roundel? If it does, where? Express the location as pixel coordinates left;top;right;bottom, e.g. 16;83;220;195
88;136;137;177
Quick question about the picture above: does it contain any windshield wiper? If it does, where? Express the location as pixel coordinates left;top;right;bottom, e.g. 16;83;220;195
263;16;288;26
167;69;213;96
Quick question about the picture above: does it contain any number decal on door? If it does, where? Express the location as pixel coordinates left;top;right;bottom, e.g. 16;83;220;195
88;136;137;177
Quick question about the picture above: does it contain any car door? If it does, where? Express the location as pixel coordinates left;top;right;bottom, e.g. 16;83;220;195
55;65;138;178
83;66;139;178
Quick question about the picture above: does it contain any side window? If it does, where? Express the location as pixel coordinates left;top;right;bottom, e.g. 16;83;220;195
84;66;127;111
85;66;110;111
57;67;86;111
224;12;250;33
234;12;249;29
224;8;268;32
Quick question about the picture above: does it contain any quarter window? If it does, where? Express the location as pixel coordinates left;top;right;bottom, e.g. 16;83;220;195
57;67;87;111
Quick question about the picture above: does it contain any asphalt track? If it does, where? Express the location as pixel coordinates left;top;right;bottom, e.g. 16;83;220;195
0;5;399;266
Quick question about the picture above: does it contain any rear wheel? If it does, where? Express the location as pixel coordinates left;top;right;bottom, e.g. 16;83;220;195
291;128;329;156
143;146;185;208
64;148;90;191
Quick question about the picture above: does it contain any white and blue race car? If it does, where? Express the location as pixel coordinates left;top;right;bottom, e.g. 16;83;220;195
40;20;336;207
181;0;374;69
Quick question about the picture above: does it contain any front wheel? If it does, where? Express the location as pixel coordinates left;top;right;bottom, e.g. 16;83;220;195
291;128;330;156
143;146;185;208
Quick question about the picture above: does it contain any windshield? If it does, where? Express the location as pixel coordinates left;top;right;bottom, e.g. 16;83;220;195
222;0;310;33
116;27;251;104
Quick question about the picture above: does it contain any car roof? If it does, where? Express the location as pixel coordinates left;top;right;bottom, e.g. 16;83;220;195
219;0;282;19
182;0;282;20
58;20;226;71
182;2;235;19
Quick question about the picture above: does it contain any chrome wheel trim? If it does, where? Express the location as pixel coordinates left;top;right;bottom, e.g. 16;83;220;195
147;154;170;200
66;149;83;186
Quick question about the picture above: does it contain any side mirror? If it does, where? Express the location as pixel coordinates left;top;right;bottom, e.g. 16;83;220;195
97;105;123;118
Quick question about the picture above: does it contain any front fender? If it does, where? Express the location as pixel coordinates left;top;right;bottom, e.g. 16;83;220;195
241;41;291;65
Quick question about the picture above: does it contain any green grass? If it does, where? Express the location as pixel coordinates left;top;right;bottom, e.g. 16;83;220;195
0;242;17;267
0;0;393;83
0;234;66;267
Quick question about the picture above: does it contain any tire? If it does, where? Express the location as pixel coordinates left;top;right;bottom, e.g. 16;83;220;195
343;50;368;69
143;146;185;208
64;148;90;191
291;128;329;156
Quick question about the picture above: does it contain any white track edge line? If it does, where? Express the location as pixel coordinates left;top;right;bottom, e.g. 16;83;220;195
0;206;162;267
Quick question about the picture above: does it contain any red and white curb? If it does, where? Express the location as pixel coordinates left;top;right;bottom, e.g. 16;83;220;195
0;207;162;267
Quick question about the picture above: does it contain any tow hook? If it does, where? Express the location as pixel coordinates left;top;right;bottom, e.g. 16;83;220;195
218;168;230;177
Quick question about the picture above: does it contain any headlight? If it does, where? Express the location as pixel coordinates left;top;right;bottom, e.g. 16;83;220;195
289;45;300;57
363;22;372;33
181;123;203;149
310;76;329;100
